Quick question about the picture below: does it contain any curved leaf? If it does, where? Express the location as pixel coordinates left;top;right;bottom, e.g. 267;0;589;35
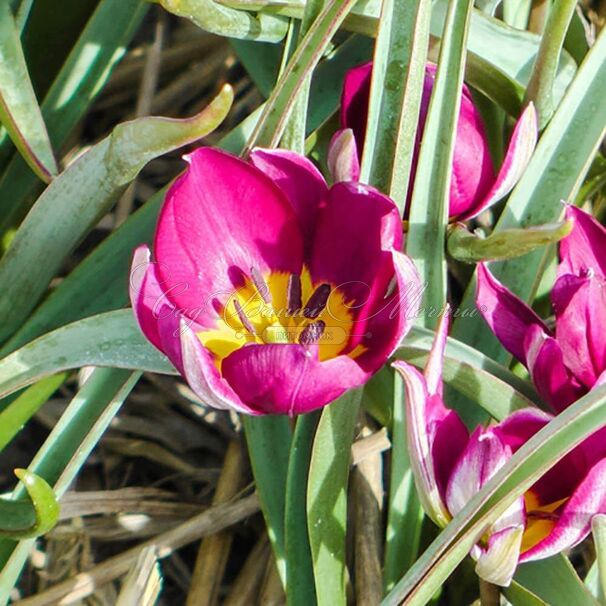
0;310;174;399
0;470;59;539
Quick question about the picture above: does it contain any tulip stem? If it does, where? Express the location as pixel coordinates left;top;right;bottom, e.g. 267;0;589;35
478;578;500;606
523;0;578;129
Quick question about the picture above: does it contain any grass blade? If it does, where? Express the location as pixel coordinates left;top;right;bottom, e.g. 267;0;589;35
405;0;473;328
307;389;362;605
0;2;57;181
0;310;174;399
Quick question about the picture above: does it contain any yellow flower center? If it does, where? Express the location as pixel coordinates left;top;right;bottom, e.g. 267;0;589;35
198;267;362;370
520;491;568;553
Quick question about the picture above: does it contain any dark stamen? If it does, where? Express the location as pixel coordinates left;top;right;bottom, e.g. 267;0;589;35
527;510;559;522
234;299;256;335
303;284;331;319
298;320;326;346
287;273;302;315
251;267;272;304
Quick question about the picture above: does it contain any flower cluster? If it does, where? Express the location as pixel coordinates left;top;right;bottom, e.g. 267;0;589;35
130;60;605;586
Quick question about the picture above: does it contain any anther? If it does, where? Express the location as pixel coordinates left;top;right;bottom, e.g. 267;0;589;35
287;274;302;315
298;320;326;346
303;284;331;318
251;267;272;304
234;299;256;335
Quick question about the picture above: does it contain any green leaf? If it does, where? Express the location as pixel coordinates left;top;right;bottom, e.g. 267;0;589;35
0;0;148;231
382;383;606;605
503;580;549;606
405;0;473;328
246;0;359;149
284;412;320;604
515;557;600;606
0;368;139;603
452;24;606;363
383;375;423;591
447;220;573;263
0;86;233;343
359;0;430;210
153;0;287;42
592;515;606;603
242;415;292;585
0;374;66;452
307;389;361;606
0;310;174;400
0;470;59;539
524;0;579;128
0;2;57;181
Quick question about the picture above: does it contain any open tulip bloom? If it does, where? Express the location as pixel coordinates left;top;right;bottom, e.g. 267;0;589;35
340;62;538;221
130;146;421;416
394;309;606;587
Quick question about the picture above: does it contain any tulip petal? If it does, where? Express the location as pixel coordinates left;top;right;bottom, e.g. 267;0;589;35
340;61;372;152
424;306;450;398
310;182;403;310
446;428;511;518
351;249;421;370
475;525;524;586
249;148;328;251
180;319;255;415
552;273;606;389
327;128;360;182
393;361;458;526
154;148;304;323
476;263;549;364
476;263;549;366
458;103;538;221
221;343;368;416
524;324;585;412
520;458;606;562
129;244;186;370
494;407;552;452
559;204;606;278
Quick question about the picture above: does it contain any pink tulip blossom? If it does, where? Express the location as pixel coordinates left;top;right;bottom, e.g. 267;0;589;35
477;205;606;413
130;147;421;415
340;62;538;220
394;309;606;586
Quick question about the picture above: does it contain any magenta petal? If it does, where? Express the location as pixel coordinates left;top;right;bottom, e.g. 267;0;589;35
393;361;458;525
310;182;403;308
221;343;368;416
552;273;606;389
327;129;360;182
559;205;606;278
340;62;372;152
494;407;552;452
476;263;549;366
154;148;303;322
180;321;255;414
129;244;184;370
446;428;511;517
352;249;421;370
524;324;585;412
458;103;538;221
249;148;328;252
424;307;450;398
520;458;606;562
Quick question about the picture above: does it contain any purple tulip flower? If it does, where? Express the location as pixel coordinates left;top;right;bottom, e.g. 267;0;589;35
130;147;421;415
340;62;537;221
394;307;606;586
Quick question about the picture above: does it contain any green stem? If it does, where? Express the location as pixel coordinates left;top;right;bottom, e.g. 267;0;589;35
284;412;320;605
524;0;578;128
